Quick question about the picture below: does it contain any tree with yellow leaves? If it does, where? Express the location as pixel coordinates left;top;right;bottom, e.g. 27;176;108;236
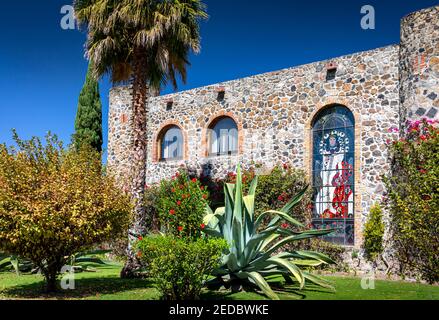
0;131;132;292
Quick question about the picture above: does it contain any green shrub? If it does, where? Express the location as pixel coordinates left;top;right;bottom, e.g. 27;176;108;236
136;235;227;300
0;132;132;291
204;164;312;226
383;119;439;284
363;203;385;262
158;170;209;239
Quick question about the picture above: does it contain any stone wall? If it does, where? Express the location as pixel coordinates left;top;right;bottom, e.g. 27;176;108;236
108;6;437;264
109;45;401;250
400;5;439;126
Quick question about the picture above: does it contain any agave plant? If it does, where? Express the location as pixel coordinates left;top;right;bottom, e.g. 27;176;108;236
0;253;34;275
202;165;336;299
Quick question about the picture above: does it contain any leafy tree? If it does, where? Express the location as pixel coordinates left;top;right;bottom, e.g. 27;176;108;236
74;63;103;152
383;119;439;284
74;0;208;278
0;132;132;292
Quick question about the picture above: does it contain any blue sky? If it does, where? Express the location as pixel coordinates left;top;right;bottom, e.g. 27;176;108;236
0;0;438;160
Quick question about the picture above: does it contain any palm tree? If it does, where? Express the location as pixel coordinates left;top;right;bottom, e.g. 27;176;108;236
74;0;208;277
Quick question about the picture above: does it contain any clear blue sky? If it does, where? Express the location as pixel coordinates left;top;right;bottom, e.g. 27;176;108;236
0;0;437;160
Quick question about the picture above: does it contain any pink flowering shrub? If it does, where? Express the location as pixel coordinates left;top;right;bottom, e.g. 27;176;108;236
383;118;438;283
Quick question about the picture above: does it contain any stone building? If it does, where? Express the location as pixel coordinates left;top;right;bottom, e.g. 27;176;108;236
108;6;438;258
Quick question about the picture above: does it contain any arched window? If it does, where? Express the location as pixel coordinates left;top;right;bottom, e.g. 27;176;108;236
208;117;238;156
159;126;184;161
311;105;355;246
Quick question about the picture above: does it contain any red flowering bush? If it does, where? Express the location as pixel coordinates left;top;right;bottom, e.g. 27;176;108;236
383;118;439;283
158;170;209;239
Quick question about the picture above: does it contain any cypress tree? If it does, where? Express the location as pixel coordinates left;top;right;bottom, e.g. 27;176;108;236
74;64;103;152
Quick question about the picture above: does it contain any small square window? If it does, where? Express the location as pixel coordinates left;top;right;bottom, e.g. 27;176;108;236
326;69;337;81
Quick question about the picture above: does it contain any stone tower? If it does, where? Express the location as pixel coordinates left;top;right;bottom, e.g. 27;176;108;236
399;5;439;127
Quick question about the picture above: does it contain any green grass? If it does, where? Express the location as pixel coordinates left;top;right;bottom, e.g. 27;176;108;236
1;263;438;300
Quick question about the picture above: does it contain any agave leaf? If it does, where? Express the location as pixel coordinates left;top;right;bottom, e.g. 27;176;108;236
255;210;304;230
303;271;335;291
202;226;223;238
239;271;280;300
280;185;309;214
248;175;258;197
10;256;20;275
266;257;305;289
74;257;106;265
204;213;219;228
224;183;235;231
255;232;333;265
243;229;278;265
295;250;336;264
215;207;226;216
259;234;281;252
0;259;11;270
268;185;308;228
234;165;243;227
243;195;255;240
225;252;240;273
232;217;243;256
290;259;325;267
205;205;214;216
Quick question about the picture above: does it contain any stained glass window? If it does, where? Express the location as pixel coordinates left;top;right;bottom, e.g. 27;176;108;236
160;126;183;161
208;117;238;156
311;105;355;246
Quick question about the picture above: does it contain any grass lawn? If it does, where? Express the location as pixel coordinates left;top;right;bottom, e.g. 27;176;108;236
1;262;438;300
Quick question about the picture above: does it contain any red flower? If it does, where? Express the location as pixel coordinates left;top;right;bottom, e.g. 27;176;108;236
175;172;180;177
200;186;205;191
171;188;176;193
202;194;208;200
192;178;197;183
200;224;206;229
169;209;176;215
307;204;314;210
420;135;427;141
179;184;184;189
136;251;142;258
278;195;284;202
138;236;143;241
178;226;183;232
177;200;182;206
419;169;428;174
281;223;289;229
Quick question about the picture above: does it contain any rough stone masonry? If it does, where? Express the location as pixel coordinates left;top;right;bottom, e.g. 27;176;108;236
108;6;438;268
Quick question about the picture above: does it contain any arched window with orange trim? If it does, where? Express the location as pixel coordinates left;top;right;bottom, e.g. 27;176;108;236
159;126;184;161
208;117;238;156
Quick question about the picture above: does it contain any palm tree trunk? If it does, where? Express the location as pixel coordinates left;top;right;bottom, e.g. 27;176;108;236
121;49;149;279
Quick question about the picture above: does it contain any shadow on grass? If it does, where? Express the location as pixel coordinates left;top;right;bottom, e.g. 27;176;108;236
3;271;154;299
200;279;336;300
